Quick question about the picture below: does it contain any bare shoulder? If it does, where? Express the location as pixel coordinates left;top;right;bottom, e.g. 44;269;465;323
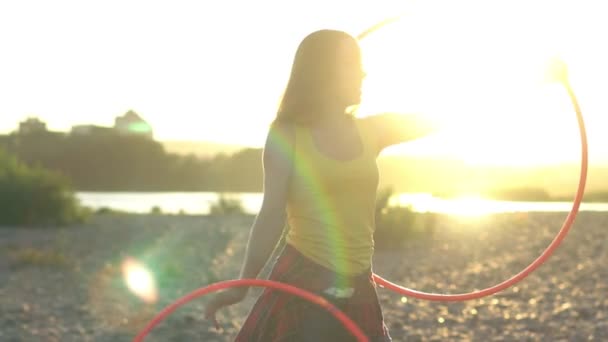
356;114;380;126
265;121;296;151
356;113;402;134
357;113;439;150
269;121;296;140
357;113;402;127
263;121;297;166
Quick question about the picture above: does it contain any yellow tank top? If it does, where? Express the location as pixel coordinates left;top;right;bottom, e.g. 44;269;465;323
285;117;379;276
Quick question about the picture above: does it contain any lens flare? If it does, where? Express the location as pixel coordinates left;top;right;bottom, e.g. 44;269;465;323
121;257;158;303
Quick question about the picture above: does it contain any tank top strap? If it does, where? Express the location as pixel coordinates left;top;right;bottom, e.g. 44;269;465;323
353;118;378;156
292;118;376;159
292;123;305;153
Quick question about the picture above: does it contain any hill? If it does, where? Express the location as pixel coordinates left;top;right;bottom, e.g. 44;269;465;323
161;140;247;158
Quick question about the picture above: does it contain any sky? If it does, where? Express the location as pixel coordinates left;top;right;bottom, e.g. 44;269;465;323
1;0;607;165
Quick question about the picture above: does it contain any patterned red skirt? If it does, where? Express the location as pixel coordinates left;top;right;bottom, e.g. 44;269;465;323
235;244;392;341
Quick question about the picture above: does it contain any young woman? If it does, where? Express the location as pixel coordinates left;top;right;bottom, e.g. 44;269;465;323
204;29;438;341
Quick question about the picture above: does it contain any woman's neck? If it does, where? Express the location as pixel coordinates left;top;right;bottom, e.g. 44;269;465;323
316;112;348;125
315;103;349;123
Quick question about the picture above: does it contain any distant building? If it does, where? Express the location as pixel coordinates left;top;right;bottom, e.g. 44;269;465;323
114;110;153;139
18;117;47;134
68;110;154;139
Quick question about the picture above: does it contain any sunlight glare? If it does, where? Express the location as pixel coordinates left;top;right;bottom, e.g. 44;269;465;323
121;257;158;304
442;194;493;217
358;0;585;166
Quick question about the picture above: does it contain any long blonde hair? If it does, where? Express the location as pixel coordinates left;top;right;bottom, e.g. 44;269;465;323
275;30;363;126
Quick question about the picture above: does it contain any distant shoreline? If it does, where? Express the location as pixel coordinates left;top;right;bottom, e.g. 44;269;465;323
434;191;608;203
74;191;608;218
74;189;608;203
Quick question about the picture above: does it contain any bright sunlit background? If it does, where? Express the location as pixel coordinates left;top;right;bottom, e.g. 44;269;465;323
0;0;606;165
356;2;591;166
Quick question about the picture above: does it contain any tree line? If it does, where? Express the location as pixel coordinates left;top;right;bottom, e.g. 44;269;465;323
0;131;263;192
2;130;606;201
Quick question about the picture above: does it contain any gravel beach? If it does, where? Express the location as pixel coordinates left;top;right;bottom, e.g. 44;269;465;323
1;211;606;341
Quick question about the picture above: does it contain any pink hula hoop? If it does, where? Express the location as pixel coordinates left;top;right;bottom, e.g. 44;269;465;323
358;17;588;302
133;279;369;342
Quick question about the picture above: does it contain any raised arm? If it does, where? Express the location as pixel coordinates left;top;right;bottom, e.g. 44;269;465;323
363;113;441;151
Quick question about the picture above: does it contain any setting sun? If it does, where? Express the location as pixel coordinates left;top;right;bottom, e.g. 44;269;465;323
357;1;597;166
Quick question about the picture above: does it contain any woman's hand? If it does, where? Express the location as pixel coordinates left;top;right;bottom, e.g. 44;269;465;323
204;287;249;329
544;57;569;85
